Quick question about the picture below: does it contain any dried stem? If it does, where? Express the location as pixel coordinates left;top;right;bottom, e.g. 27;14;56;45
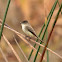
29;39;62;59
3;34;22;62
0;47;8;62
13;36;29;62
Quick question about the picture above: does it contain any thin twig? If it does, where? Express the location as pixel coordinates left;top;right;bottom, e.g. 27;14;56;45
15;32;46;61
13;36;29;62
3;34;22;62
0;47;8;62
29;39;62;59
16;33;42;56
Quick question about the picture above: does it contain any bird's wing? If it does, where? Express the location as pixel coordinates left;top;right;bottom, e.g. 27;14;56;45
26;26;37;37
26;26;43;42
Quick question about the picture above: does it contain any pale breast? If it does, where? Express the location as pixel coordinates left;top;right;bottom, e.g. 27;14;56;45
22;25;34;37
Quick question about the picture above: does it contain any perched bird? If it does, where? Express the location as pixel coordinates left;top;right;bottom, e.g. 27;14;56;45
20;20;43;42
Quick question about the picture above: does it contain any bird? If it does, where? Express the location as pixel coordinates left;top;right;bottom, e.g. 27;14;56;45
20;20;43;42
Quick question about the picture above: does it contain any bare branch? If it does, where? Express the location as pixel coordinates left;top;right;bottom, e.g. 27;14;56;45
0;47;8;62
13;36;29;62
3;34;22;62
29;39;62;59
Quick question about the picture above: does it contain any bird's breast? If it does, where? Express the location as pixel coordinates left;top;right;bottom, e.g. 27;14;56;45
22;25;33;37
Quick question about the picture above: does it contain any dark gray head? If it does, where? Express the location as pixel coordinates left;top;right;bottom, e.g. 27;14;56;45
20;20;28;24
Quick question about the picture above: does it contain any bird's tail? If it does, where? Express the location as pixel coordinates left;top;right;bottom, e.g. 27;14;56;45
30;31;43;42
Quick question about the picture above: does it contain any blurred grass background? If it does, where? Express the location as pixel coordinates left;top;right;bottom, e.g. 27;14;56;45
0;0;62;62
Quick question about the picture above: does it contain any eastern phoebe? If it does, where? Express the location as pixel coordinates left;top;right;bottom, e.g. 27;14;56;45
20;20;43;42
